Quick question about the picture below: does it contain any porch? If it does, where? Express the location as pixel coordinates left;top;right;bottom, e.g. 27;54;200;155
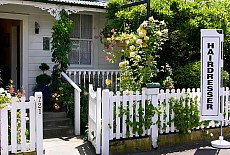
66;69;120;90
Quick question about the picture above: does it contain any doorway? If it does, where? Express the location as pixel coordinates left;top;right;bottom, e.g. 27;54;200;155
0;19;21;89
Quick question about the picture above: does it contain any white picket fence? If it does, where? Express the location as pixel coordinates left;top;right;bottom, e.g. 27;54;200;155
0;92;43;155
88;85;230;155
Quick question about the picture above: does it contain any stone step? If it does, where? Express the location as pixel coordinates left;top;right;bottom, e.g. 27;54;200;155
43;126;74;139
43;112;67;119
43;118;72;128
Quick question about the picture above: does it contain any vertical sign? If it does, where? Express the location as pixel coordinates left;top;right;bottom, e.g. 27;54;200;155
201;29;223;121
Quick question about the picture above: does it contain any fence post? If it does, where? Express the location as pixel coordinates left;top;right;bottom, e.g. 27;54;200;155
74;89;80;135
35;92;43;155
96;88;102;154
102;89;110;155
146;83;160;148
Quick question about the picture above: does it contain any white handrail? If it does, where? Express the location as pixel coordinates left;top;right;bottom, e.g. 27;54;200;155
61;72;81;92
61;71;81;135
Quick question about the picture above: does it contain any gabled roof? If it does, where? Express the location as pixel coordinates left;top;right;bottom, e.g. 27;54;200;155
27;0;107;8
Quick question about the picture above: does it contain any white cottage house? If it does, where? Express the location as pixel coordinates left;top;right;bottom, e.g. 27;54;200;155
0;0;119;96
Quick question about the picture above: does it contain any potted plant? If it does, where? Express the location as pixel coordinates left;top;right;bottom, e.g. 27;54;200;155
33;63;52;111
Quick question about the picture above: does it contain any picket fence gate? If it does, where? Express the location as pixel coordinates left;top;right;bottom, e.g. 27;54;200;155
0;92;43;155
88;86;230;155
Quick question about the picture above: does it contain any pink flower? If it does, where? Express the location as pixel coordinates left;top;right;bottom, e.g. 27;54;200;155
111;28;115;33
105;56;109;61
108;34;111;37
109;44;113;48
94;35;99;39
9;86;14;94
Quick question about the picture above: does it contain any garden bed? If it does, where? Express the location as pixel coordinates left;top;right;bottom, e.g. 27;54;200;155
158;127;230;148
109;136;151;155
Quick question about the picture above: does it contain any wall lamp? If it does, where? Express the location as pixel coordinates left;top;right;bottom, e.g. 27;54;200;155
35;22;40;34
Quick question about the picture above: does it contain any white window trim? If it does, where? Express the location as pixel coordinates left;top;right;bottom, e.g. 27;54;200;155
69;13;94;68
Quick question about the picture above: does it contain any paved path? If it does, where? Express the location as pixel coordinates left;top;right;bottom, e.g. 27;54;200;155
44;136;230;155
133;145;230;155
43;136;96;155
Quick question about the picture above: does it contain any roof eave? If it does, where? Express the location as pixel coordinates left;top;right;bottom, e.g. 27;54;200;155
25;0;106;9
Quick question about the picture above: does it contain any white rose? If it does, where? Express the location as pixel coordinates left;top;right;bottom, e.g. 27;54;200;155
0;88;4;94
136;39;143;44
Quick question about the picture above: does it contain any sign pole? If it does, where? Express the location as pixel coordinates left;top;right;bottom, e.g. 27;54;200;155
201;29;230;148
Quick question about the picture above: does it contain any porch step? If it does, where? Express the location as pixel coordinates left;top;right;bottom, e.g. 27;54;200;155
43;112;74;139
43;118;72;128
43;112;67;119
43;126;74;139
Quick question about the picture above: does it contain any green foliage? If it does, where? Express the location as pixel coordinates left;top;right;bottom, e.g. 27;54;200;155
118;100;159;137
35;63;51;86
65;85;89;134
169;94;200;134
173;61;229;88
36;74;51;86
173;61;200;88
51;9;72;87
34;63;52;111
0;94;11;108
103;16;168;91
104;0;230;82
39;63;50;73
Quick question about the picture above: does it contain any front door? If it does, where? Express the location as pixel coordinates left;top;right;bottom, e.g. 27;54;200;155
0;19;21;89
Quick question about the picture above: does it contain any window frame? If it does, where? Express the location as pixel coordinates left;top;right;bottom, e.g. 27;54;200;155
68;13;94;68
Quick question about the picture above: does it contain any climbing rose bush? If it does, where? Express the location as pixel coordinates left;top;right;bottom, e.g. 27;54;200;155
102;16;168;91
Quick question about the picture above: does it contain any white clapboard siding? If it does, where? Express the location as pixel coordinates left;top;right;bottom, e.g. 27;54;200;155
0;94;43;155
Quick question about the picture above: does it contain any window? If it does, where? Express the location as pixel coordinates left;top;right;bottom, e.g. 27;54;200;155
69;14;93;65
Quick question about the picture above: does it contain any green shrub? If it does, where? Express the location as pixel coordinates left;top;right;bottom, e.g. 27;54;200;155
36;74;51;86
173;61;229;88
173;61;200;88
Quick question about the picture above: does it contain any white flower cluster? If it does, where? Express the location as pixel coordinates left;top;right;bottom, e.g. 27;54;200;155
0;88;11;99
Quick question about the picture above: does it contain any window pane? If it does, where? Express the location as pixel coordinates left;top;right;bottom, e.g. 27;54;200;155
69;40;80;64
80;40;91;65
70;14;80;38
81;15;92;39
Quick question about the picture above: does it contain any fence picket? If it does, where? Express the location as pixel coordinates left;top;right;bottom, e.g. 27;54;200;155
159;89;165;134
96;88;101;154
129;91;134;137
109;92;114;139
122;91;127;138
20;97;27;152
135;91;140;137
165;89;170;133
116;91;121;139
226;87;229;126
141;88;146;136
1;105;9;155
170;89;176;132
102;89;110;155
11;97;17;153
